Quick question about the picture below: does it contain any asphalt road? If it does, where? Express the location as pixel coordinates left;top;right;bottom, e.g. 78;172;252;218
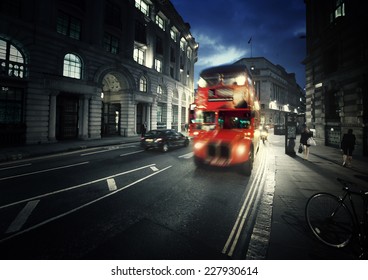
0;140;272;260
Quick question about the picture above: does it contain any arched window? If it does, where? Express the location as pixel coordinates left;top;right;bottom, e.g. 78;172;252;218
0;39;26;78
63;53;82;79
139;76;147;92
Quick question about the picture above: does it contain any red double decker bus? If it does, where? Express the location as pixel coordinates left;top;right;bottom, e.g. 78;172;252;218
192;64;260;175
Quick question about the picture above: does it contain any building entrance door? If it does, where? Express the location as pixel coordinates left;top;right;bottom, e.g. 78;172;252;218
102;103;121;136
56;94;79;140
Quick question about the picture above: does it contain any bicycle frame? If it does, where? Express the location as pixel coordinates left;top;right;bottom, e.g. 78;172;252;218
337;183;368;258
305;177;368;258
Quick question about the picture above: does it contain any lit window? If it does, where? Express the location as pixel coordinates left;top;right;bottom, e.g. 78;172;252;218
155;59;162;72
63;53;82;79
57;11;81;40
170;28;177;42
133;47;145;65
135;0;149;17
155;14;165;31
0;39;25;78
180;38;186;52
330;0;345;22
157;85;163;95
186;47;192;59
139;76;147;92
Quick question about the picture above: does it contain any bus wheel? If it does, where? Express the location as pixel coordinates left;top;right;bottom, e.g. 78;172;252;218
242;150;253;176
194;156;203;167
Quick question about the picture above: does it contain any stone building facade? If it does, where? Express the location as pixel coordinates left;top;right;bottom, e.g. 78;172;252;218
0;0;198;146
304;0;367;156
234;57;305;130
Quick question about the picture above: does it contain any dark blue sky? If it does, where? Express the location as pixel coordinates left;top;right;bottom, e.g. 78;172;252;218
170;0;306;87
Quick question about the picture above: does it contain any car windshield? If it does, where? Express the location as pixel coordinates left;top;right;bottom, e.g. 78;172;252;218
145;130;165;137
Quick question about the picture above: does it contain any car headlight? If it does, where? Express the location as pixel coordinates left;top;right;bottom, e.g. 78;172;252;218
154;138;163;143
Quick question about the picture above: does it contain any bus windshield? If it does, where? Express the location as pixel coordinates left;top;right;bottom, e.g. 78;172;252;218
218;110;251;129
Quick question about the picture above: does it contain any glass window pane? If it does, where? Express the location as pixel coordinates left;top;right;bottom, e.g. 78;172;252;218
63;53;81;79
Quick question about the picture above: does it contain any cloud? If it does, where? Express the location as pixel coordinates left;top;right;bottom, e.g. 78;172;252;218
194;33;248;67
171;0;307;86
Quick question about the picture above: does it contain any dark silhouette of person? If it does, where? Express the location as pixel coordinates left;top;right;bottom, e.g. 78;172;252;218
341;129;356;167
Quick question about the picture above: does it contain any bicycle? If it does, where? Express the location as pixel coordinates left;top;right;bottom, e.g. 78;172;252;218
305;177;368;259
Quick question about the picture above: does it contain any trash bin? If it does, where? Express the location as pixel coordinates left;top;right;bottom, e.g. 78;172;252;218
285;113;297;157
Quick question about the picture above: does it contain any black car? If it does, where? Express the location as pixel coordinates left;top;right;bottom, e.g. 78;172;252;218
141;129;189;152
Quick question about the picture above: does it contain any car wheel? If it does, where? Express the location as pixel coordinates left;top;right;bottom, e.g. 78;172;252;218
184;139;189;147
162;143;169;152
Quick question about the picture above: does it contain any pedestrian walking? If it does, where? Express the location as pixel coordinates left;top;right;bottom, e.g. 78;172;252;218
341;129;356;167
300;125;313;160
141;122;147;137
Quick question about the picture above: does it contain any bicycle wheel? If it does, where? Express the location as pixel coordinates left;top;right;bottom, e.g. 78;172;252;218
305;192;354;248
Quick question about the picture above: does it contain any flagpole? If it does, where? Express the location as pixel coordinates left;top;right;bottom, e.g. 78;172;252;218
248;36;253;57
251;41;253;57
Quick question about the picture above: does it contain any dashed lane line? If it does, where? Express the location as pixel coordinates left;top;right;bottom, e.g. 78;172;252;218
5;200;40;234
150;166;159;172
107;178;117;191
178;152;194;159
0;163;156;210
120;150;144;157
0;165;172;244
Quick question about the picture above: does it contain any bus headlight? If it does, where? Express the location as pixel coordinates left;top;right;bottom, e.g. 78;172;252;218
236;144;247;155
194;141;205;150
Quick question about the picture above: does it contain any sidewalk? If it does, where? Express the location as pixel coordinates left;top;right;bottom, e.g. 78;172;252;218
308;138;368;176
265;134;368;260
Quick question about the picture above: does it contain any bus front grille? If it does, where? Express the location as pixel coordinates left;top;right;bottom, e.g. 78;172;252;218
207;143;230;159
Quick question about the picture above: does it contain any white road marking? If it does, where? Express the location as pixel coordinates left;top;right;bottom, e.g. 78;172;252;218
81;145;138;156
107;178;117;191
5;200;40;233
0;165;172;244
0;163;32;171
222;148;268;257
150;166;159;172
0;161;89;182
0;163;156;210
81;150;112;156
120;150;144;157
178;152;194;159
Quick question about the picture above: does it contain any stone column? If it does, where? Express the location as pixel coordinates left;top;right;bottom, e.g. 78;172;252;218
48;91;58;142
81;96;89;139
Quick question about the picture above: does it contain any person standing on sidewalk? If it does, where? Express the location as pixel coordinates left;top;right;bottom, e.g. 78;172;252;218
341;129;356;167
300;125;313;160
141;122;147;137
